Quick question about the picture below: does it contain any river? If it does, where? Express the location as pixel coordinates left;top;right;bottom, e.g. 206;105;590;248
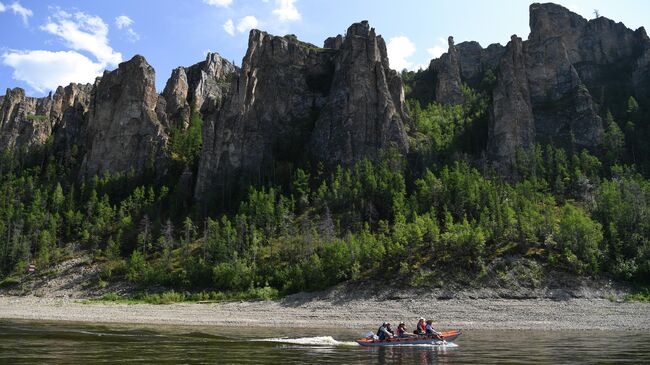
1;320;649;364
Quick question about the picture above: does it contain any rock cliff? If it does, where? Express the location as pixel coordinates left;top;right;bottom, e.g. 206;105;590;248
488;36;535;161
406;3;650;165
162;53;236;130
0;84;92;154
310;21;409;166
81;55;168;177
1;3;649;182
487;3;649;163
195;21;409;199
432;37;465;105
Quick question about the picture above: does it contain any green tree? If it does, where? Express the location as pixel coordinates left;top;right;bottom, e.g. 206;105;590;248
556;204;603;274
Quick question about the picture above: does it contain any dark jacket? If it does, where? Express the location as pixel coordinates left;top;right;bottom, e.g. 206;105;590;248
377;325;393;340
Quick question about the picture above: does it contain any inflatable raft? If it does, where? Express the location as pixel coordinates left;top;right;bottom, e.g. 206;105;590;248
355;330;462;347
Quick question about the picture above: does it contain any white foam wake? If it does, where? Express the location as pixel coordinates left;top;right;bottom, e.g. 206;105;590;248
254;336;359;347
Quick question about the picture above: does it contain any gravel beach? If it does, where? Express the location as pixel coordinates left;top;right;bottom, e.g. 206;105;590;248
1;295;648;331
1;256;648;331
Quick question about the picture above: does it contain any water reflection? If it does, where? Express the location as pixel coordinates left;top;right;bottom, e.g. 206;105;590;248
368;344;457;365
1;320;649;364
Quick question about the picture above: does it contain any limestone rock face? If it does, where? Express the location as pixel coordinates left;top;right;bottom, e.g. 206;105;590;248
0;88;50;151
432;37;465;105
528;2;650;101
409;39;504;106
195;29;338;197
196;22;410;199
162;53;236;130
524;34;603;147
310;21;409;165
81;55;168;177
51;83;94;158
486;3;650;164
0;84;93;153
455;41;505;84
162;67;190;130
488;36;535;162
632;28;650;99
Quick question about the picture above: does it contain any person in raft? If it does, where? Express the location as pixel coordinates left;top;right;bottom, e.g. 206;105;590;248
396;321;415;338
414;317;427;335
376;322;394;340
425;319;443;340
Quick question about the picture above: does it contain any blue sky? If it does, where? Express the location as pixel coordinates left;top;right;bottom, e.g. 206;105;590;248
1;0;649;96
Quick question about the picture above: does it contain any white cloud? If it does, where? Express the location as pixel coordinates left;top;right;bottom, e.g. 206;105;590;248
2;50;103;93
272;0;300;22
236;15;258;33
115;15;133;29
387;36;416;71
1;9;123;94
41;10;122;66
426;37;448;59
426;46;446;59
125;28;140;42
203;0;233;7
115;15;139;42
0;2;33;25
223;18;235;36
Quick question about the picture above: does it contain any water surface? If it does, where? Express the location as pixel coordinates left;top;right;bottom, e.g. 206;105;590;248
1;320;648;364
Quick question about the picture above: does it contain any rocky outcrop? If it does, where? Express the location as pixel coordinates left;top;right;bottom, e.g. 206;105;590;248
50;83;94;159
486;2;650;165
195;21;410;199
432;37;465;105
409;39;504;106
455;41;505;84
524;31;603;147
406;3;650;166
162;53;236;130
0;88;50;151
195;29;338;198
0;84;93;153
528;2;650;105
488;36;535;162
310;21;409;165
2;2;648;182
81;55;168;177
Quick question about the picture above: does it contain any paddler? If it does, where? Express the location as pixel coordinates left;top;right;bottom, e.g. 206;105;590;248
396;321;415;338
414;317;426;335
425;319;443;340
376;322;394;340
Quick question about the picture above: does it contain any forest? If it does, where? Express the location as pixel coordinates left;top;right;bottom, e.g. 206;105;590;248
0;78;649;298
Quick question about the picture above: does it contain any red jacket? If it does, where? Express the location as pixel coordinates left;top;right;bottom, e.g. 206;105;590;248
417;321;426;332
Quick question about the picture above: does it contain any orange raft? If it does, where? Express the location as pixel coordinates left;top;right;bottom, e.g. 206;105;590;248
355;330;462;347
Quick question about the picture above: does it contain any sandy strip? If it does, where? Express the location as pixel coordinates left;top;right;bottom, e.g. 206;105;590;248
0;295;648;331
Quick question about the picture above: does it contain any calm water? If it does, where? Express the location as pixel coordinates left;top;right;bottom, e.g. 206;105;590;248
1;320;649;364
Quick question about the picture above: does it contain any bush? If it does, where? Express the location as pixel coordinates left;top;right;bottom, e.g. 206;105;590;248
126;251;150;283
100;292;121;301
141;290;186;304
0;277;21;288
212;259;254;291
556;204;603;274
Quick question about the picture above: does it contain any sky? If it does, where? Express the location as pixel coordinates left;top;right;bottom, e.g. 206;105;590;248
1;0;649;97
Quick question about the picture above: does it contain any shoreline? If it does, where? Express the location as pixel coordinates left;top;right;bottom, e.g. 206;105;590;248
1;295;649;331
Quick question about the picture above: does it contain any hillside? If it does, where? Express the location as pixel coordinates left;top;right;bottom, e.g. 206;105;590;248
0;2;649;298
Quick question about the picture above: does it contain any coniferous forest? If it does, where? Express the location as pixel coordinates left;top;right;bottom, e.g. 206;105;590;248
1;76;649;298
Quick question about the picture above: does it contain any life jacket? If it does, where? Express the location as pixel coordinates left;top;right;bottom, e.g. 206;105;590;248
377;326;387;340
397;326;405;336
425;323;435;335
416;321;426;333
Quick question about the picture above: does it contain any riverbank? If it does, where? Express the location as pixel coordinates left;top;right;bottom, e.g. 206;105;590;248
1;294;649;331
